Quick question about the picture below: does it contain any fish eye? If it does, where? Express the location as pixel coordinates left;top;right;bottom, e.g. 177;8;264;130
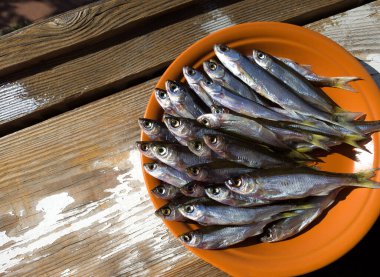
210;187;220;195
201;118;210;127
205;80;213;85
215;108;223;114
157;186;166;195
194;141;202;151
141;144;149;151
257;52;265;60
227;177;242;187
219;45;229;52
209;62;217;71
188;68;196;76
147;163;157;171
189;167;200;176
169;82;178;91
161;207;171;216
182;234;192;242
169;118;180;128
158;90;167;99
184;205;194;213
209;135;218;144
186;184;195;193
157;146;167;156
143;121;153;130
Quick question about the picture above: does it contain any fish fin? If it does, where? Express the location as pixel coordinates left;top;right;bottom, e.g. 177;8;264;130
356;168;379;181
327;76;362;92
344;134;371;152
310;134;330;151
355;113;367;121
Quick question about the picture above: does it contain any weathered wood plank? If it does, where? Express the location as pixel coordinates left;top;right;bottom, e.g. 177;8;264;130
0;0;194;77
0;78;224;276
306;0;380;88
0;0;363;134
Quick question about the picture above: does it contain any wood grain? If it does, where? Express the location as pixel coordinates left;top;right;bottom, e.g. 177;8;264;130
306;0;380;87
0;0;363;133
0;78;224;276
0;0;194;77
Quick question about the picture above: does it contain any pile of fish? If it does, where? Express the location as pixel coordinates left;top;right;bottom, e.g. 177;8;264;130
137;44;380;249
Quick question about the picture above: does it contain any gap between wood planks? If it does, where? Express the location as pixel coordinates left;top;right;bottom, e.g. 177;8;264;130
0;0;371;138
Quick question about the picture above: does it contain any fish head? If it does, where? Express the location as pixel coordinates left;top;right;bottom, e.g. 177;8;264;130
183;66;204;83
151;142;176;163
155;203;179;221
225;174;256;195
136;141;154;157
203;134;227;152
165;80;186;102
154;88;171;108
251;49;272;69
205;185;229;201
187;139;213;158
197;114;221;128
214;44;241;62
151;183;172;199
203;59;225;79
185;165;208;181
211;105;230;114
179;230;203;248
199;79;223;96
178;203;204;221
163;114;191;137
180;182;205;197
138;118;161;136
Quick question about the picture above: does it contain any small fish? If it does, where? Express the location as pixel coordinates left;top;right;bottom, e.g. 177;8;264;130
205;185;271;207
154;88;179;116
178;201;313;225
183;66;214;107
136;141;156;159
225;168;380;200
180;182;208;197
166;80;208;119
138;118;177;142
179;219;272;249
187;139;220;159
144;162;193;187
151;141;212;170
203;134;295;168
186;163;253;183
163;114;222;144
276;57;360;92
155;197;213;222
151;183;182;200
203;59;266;104
261;189;341;242
197;113;290;149
200;79;297;122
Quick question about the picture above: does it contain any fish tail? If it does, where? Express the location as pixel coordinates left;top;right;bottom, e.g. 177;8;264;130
334;108;366;122
356;168;379;181
344;134;371;152
310;134;330;151
326;76;361;92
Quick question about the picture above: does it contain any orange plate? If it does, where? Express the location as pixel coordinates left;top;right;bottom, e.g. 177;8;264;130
141;22;380;276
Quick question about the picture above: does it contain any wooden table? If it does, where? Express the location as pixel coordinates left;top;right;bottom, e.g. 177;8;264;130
0;0;379;275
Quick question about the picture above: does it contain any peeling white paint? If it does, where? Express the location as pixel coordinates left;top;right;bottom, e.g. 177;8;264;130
200;8;234;34
0;82;49;122
61;268;77;277
0;231;12;246
19;209;25;217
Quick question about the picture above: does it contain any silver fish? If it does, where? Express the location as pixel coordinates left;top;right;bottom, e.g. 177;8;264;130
205;185;271;207
151;141;212;170
203;59;265;104
187;139;220;159
186;163;253;183
151;183;182;200
136;141;156;159
166;80;208;119
144;162;193;187
261;189;341;242
183;66;214;107
225;168;380;200
200;79;297;122
138;118;177;142
180;182;207;198
276;57;360;92
178;201;312;225
203;134;295;168
197;113;290;149
179;219;272;249
154;88;179;116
